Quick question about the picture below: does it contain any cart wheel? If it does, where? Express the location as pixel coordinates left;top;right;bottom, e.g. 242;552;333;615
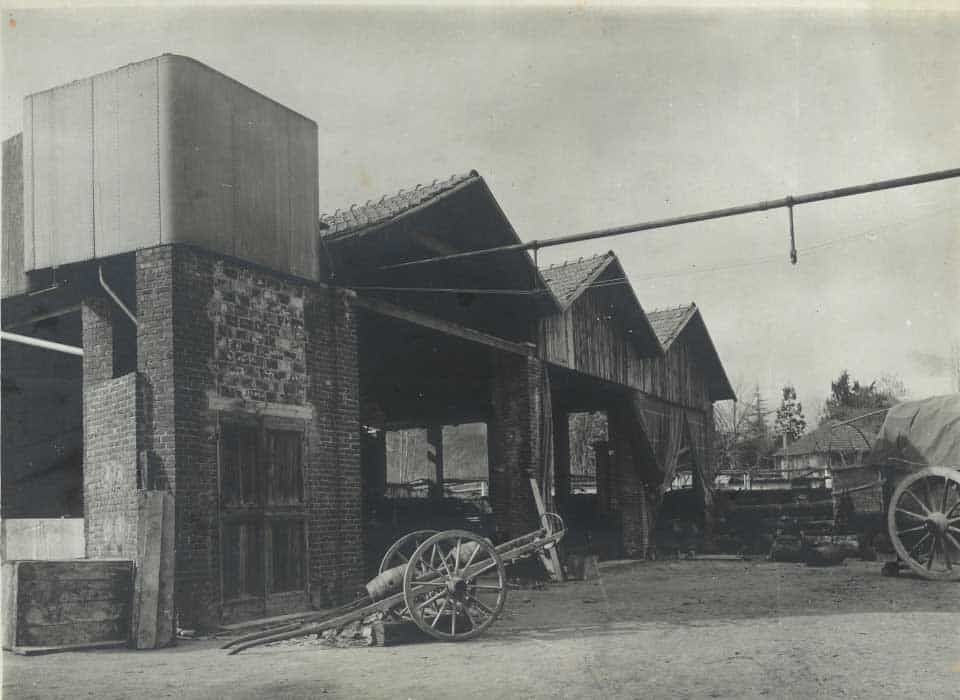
887;466;960;581
402;530;507;641
379;530;438;573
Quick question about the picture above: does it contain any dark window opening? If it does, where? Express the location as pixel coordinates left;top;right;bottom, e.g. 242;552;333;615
220;423;260;506
270;519;306;593
223;520;263;599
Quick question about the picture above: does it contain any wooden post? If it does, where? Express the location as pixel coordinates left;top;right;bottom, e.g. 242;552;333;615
553;408;570;510
426;425;444;496
529;478;563;582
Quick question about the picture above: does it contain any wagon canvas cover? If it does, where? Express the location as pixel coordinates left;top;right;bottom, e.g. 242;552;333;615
868;393;960;469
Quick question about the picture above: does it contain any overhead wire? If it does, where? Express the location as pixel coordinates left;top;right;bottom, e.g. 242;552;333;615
347;202;957;297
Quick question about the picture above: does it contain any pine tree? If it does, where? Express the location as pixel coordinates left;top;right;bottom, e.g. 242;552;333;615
774;385;806;443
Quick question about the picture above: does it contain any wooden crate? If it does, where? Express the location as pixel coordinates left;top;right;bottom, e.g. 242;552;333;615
2;559;134;654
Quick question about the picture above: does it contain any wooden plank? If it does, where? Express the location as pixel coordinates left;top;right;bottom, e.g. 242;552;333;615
156;491;176;646
354;296;534;357
12;580;126;603
18;619;129;647
3;562;19;649
12;640;127;656
21;601;129;626
529;478;562;582
17;561;132;581
134;491;164;649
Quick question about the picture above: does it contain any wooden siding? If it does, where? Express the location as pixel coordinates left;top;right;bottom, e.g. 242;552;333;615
539;286;711;410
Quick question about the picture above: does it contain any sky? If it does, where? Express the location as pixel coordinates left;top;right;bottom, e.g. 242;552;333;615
3;3;958;422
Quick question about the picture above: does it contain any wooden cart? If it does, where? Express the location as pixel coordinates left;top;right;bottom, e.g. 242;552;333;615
868;395;960;581
224;512;565;653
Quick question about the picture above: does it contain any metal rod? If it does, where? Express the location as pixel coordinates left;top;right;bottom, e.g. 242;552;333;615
98;265;138;327
3;305;82;330
380;167;960;270
1;331;84;356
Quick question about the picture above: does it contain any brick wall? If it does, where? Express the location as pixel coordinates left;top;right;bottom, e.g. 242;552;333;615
609;405;658;558
83;297;140;559
136;244;362;627
83;372;139;559
305;286;362;607
488;352;542;540
212;262;307;404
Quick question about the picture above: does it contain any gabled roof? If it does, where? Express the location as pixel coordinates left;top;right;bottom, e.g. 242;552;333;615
647;303;736;401
647;304;699;350
317;170;560;316
774;422;874;457
319;171;480;241
539;251;662;357
539;253;616;308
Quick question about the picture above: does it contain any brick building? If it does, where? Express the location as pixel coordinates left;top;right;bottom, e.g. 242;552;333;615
2;55;733;628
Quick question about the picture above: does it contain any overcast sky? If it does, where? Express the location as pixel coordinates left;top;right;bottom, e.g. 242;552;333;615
3;4;958;421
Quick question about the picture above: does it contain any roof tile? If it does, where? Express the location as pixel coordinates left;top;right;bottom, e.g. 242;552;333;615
539;253;614;306
774;422;874;457
320;170;480;239
646;304;697;348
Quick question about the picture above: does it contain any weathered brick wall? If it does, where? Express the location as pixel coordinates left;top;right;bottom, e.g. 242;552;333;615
608;408;655;558
304;286;362;607
83;371;139;559
136;244;362;626
488;352;542;540
212;262;307;404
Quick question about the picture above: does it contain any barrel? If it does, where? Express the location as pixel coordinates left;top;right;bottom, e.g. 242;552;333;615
365;564;406;601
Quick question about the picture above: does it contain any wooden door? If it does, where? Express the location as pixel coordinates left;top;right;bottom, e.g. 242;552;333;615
219;417;309;623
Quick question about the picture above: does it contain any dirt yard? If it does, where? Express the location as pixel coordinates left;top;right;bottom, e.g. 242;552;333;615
4;559;958;699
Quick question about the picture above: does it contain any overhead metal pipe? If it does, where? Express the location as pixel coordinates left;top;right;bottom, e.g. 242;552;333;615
99;265;138;327
379;166;960;271
1;331;84;356
3;305;82;330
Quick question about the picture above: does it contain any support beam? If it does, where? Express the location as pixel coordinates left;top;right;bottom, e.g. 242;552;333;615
553;408;570;509
354;296;534;357
426;425;444;496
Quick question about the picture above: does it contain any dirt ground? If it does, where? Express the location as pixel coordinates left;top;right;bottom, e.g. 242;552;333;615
4;559;958;699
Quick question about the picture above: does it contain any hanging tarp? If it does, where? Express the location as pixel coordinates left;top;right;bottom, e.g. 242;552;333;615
868;394;960;470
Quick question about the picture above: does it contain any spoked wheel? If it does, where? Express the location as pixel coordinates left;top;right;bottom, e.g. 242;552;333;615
402;530;507;641
887;466;960;581
379;530;438;573
380;530;438;621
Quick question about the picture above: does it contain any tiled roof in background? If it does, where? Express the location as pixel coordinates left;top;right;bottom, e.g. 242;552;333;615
319;170;480;238
539;253;615;307
774;422;874;457
647;304;697;348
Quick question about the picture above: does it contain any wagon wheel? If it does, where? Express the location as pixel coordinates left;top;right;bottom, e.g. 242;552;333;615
887;466;960;581
379;530;438;621
379;530;438;573
402;530;507;641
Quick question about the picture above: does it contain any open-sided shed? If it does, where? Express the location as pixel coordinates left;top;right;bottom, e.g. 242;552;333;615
2;55;735;632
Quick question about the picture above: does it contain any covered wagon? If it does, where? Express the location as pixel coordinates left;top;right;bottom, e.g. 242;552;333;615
867;394;960;580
